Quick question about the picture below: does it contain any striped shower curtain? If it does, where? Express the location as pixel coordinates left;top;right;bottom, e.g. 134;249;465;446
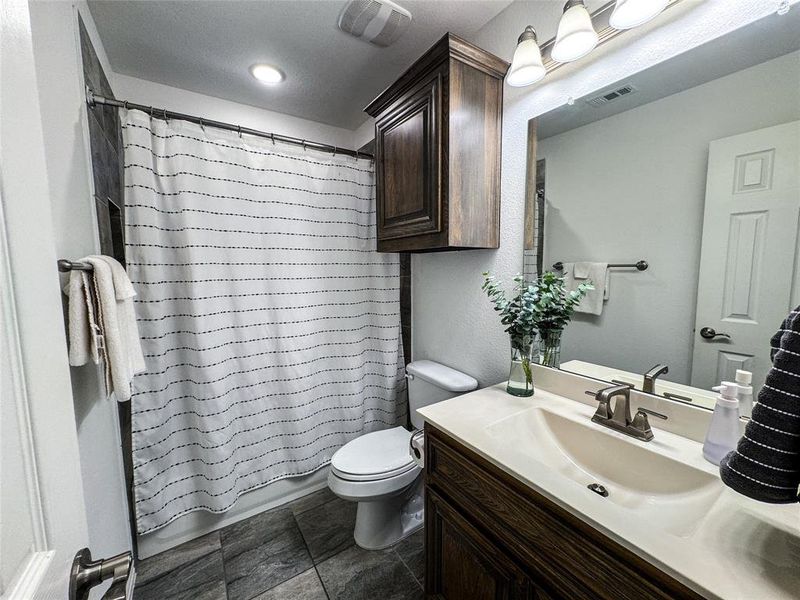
122;109;406;534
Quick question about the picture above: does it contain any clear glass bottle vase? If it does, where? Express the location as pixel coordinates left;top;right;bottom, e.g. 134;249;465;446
507;334;537;397
539;328;563;368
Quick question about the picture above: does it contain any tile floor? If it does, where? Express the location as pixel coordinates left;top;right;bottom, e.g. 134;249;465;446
133;487;424;600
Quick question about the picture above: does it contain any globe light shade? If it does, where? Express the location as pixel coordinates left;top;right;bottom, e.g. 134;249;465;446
551;0;599;63
507;26;546;87
609;0;669;30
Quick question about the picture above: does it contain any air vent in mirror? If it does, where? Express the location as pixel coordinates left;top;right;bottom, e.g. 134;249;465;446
586;84;637;107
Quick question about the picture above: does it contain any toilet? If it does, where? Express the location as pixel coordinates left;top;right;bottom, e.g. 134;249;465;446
327;360;478;549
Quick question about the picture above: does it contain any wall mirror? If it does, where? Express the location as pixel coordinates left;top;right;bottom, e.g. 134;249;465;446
523;9;800;415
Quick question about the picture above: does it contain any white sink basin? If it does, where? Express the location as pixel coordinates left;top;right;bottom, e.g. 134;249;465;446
486;403;723;538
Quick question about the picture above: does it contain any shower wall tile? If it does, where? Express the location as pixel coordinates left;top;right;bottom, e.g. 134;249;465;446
79;14;125;264
399;252;411;366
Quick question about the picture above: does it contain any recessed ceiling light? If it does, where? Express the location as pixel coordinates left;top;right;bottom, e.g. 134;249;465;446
250;64;285;85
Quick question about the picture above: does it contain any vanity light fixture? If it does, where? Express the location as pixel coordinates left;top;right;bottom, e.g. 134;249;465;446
551;0;599;63
506;26;546;87
249;64;285;85
609;0;669;30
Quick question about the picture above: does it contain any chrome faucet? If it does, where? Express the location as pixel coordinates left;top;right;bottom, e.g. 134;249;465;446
587;384;667;442
642;364;669;394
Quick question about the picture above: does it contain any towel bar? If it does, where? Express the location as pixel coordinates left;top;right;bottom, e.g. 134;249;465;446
552;260;648;272
58;259;93;272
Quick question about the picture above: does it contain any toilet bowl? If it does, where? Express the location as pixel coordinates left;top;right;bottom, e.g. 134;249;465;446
327;360;478;549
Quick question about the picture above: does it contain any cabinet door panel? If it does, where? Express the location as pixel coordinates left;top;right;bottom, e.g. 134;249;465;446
375;72;442;243
426;489;536;600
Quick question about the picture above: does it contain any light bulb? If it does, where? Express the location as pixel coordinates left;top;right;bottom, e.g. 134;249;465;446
609;0;669;30
507;26;546;87
250;64;285;85
551;0;599;63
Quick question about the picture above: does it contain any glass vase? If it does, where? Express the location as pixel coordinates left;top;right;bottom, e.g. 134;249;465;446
507;334;537;397
539;328;563;368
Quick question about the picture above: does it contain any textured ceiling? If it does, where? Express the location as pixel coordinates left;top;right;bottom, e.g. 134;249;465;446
88;0;514;130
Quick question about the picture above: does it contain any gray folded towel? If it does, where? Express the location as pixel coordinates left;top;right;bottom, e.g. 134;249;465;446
719;307;800;503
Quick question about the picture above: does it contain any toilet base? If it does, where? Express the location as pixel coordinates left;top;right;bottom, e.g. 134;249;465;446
353;476;424;550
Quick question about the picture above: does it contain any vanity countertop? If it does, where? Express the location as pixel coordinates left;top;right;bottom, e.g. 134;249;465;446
418;383;800;600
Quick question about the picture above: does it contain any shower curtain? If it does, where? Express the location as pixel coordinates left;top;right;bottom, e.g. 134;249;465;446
122;109;406;534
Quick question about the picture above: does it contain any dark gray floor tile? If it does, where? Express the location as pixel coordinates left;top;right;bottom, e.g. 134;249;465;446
317;544;422;600
134;549;226;600
135;531;221;586
289;487;337;517
252;568;328;600
394;528;425;585
221;507;313;600
295;497;357;563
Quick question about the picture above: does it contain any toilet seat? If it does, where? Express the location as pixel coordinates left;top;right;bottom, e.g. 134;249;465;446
331;426;416;482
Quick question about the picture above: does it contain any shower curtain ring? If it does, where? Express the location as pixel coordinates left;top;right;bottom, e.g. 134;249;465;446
237;125;242;138
149;105;154;117
199;118;205;132
270;133;275;145
302;140;307;151
333;146;337;157
123;100;129;110
163;108;169;123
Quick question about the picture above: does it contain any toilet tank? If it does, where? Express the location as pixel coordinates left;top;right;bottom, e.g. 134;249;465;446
406;360;478;429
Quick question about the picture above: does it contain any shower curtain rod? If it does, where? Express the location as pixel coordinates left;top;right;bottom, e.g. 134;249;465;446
86;88;373;160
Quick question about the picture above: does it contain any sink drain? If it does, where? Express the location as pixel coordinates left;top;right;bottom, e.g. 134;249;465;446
587;483;609;497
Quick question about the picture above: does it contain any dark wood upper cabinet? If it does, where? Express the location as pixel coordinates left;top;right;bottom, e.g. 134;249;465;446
365;33;509;253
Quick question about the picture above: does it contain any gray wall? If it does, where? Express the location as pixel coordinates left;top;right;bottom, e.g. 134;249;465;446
539;50;800;383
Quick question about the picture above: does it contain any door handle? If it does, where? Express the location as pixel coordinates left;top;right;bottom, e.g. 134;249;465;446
69;548;134;600
700;327;731;340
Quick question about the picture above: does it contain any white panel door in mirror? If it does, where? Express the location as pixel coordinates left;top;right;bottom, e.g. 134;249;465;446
722;211;765;323
716;350;754;385
734;149;774;193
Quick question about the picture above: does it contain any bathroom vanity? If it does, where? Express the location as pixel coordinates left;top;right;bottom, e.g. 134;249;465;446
418;371;800;600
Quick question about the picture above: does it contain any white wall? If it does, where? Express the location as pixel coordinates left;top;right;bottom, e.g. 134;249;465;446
538;50;800;383
411;0;789;388
28;0;133;564
113;74;356;149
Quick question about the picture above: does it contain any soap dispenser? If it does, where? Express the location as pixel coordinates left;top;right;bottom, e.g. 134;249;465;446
735;369;754;418
703;382;740;466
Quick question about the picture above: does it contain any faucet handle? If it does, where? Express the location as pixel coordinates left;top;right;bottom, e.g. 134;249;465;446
637;407;668;420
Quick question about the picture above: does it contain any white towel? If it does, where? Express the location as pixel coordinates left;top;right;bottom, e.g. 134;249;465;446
65;270;102;366
63;255;145;401
563;262;608;315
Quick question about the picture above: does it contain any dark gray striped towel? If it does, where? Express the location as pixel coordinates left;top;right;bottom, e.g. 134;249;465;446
719;307;800;503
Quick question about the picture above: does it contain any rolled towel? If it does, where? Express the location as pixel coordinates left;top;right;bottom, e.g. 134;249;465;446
719;307;800;503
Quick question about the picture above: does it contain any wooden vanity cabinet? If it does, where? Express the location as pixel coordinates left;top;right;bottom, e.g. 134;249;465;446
364;34;508;252
424;425;705;600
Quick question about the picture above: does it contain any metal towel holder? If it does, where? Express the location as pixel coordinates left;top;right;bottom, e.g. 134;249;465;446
552;260;648;272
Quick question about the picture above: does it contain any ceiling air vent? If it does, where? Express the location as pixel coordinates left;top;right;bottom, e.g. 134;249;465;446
586;84;637;107
338;0;412;47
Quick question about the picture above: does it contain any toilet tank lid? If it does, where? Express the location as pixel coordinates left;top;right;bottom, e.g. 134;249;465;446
406;360;478;392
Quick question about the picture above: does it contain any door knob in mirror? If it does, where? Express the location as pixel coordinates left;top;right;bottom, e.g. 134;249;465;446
700;327;731;340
